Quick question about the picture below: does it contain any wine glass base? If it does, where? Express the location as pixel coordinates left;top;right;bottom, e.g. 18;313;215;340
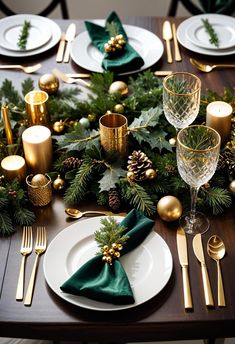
179;211;210;235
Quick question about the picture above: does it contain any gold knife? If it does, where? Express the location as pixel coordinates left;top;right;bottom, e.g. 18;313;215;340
176;227;193;309
63;23;76;63
162;21;173;64
66;73;91;78
172;23;182;62
192;233;214;306
56;32;66;63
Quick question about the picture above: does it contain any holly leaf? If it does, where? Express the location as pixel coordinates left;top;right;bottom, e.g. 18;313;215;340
148;129;173;152
129;106;162;129
99;165;126;192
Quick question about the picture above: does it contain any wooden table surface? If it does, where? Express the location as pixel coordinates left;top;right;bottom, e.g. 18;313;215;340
0;17;235;343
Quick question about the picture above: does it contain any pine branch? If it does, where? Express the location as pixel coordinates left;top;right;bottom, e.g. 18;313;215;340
13;207;36;225
17;20;31;50
200;187;232;214
202;18;219;47
0;210;15;236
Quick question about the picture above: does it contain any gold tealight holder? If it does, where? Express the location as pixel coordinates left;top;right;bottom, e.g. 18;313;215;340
26;174;52;207
25;90;50;126
99;113;128;158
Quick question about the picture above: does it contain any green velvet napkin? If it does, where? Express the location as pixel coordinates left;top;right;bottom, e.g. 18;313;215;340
84;11;144;73
60;209;154;305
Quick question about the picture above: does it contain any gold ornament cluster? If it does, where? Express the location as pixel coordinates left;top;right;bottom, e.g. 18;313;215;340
104;34;126;54
102;242;123;265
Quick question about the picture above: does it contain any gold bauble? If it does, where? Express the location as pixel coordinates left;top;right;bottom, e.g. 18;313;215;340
145;168;157;180
229;180;235;195
53;175;65;191
39;74;59;95
114;104;124;114
127;171;135;182
53;120;64;133
109;81;128;96
157;195;183;222
169;137;176;146
31;174;49;186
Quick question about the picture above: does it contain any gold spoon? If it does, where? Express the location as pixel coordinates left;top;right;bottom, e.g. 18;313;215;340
190;58;235;73
65;208;126;219
0;63;41;74
207;235;226;307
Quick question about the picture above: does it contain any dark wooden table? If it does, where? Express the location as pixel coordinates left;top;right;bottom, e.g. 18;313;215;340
0;17;235;343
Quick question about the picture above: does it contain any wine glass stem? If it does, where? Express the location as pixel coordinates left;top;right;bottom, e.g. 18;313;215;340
190;186;199;224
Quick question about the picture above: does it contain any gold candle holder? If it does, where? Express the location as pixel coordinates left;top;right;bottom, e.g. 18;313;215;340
25;90;50;126
26;174;52;206
99;113;128;158
1;155;26;182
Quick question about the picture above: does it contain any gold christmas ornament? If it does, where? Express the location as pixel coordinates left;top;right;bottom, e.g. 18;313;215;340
87;113;97;122
114;103;124;114
53;120;64;133
127;171;135;182
145;168;157;180
157;195;183;222
104;34;126;54
229;180;235;195
26;174;52;206
39;73;59;94
53;174;65;191
169;137;176;146
101;242;123;265
109;81;128;96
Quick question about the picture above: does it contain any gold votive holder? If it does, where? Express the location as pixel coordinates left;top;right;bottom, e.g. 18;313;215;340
1;155;26;182
26;174;52;206
99;113;128;158
25;90;50;126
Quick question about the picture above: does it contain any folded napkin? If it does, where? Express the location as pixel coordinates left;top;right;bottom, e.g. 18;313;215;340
84;11;144;73
60;209;154;305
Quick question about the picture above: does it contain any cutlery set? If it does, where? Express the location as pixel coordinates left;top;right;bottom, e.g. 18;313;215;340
162;20;182;63
56;23;76;63
16;226;47;306
177;229;226;309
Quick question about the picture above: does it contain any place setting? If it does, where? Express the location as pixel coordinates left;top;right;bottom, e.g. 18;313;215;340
0;14;61;57
177;13;235;56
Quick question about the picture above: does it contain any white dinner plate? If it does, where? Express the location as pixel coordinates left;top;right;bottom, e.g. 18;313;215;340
70;23;164;75
177;14;235;56
186;14;235;50
0;15;52;51
43;216;173;311
0;14;61;57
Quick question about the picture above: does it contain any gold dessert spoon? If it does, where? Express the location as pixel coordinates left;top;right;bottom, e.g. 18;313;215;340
0;63;41;74
190;58;235;73
207;235;226;307
65;208;126;219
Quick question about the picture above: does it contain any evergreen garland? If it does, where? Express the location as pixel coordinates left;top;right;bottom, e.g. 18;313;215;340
0;71;234;235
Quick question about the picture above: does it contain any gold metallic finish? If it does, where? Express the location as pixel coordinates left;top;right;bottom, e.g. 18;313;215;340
26;174;52;207
65;208;126;219
162;20;173;64
1;155;26;182
172;23;182;62
56;32;66;63
190;58;235;72
1;104;13;145
0;63;41;73
25;90;50;126
99;113;128;158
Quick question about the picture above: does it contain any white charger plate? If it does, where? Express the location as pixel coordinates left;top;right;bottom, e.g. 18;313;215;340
43;216;173;311
0;15;51;51
185;14;235;50
70;23;164;75
177;14;235;56
0;14;61;57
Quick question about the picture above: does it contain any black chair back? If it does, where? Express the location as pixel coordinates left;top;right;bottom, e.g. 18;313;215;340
168;0;235;16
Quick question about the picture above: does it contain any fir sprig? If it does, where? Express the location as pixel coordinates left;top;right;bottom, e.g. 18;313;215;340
17;20;31;50
202;18;219;48
94;216;129;251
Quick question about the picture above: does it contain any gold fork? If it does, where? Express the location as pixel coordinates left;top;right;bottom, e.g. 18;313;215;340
24;226;47;306
16;226;33;301
0;64;41;73
52;68;90;87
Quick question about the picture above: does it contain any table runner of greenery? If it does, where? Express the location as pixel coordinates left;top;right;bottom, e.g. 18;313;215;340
0;71;234;235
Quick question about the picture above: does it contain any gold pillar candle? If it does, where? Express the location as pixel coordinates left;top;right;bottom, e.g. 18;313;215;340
25;90;50;126
22;125;52;174
1;104;13;145
1;155;26;182
99;113;128;158
206;101;233;143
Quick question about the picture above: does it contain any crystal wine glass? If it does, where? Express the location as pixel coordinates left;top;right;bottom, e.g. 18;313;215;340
163;72;201;133
177;125;221;235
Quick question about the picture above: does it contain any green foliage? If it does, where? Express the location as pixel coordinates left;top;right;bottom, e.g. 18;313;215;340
17;20;31;50
202;18;219;47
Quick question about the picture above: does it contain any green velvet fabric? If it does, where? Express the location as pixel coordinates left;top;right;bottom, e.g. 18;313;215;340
84;11;144;73
60;209;154;305
199;0;235;13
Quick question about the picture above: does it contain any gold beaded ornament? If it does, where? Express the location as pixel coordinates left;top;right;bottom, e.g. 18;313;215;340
102;242;123;265
104;34;126;54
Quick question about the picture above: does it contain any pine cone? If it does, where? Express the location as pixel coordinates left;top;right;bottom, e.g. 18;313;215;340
127;150;153;181
63;157;83;171
108;188;121;211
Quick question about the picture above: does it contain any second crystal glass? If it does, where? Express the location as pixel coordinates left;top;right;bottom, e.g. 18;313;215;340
163;72;201;132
